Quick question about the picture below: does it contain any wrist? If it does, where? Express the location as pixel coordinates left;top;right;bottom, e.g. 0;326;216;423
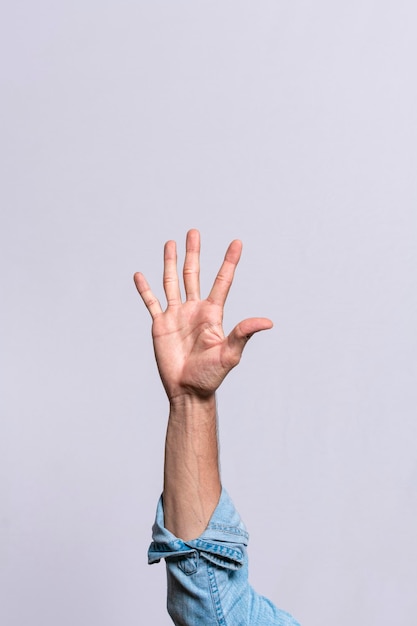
168;392;217;420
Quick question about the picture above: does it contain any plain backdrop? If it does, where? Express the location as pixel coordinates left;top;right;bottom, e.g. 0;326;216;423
1;2;416;625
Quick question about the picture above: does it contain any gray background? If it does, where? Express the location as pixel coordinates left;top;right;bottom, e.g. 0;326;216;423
1;1;416;625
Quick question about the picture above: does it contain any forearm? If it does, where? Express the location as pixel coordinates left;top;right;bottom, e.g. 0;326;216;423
163;393;221;542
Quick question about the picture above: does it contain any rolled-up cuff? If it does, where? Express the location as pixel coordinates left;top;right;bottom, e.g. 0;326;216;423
148;488;249;571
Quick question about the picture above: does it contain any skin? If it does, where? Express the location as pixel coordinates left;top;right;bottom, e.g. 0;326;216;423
134;229;273;541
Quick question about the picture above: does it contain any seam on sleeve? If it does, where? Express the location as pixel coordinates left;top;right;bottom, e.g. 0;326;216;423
207;563;227;626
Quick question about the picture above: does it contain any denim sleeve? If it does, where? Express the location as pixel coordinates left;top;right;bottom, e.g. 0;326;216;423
148;488;301;626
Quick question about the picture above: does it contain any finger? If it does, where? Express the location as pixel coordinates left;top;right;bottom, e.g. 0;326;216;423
224;317;274;368
163;240;182;306
207;239;242;307
133;272;163;319
183;229;201;301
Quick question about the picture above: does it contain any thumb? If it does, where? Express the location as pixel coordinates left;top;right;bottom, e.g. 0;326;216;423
224;317;274;368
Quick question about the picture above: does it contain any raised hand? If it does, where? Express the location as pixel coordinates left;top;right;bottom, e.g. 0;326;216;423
134;229;273;402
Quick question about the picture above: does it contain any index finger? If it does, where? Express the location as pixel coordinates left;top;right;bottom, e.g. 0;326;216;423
207;239;242;307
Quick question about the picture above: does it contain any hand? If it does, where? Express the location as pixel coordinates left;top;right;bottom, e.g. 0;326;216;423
134;229;273;402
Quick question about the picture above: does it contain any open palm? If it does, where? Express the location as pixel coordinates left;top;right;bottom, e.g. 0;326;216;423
134;230;272;401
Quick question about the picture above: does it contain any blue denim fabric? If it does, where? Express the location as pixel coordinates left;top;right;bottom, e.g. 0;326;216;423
148;488;301;626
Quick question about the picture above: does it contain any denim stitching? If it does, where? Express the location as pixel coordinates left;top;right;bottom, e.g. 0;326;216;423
207;523;249;539
207;563;226;625
193;539;244;561
200;551;243;570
